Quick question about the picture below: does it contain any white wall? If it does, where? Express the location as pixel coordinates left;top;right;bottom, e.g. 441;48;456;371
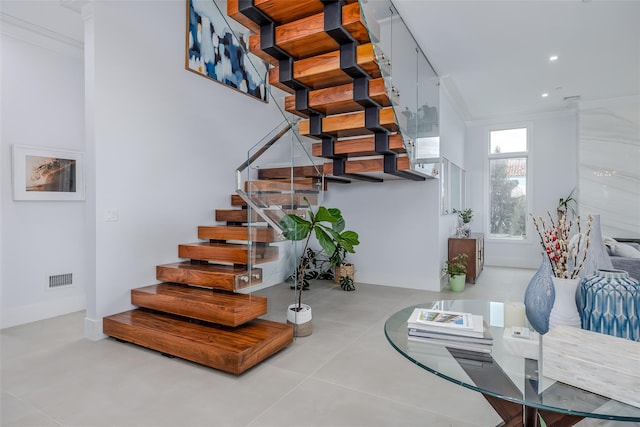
2;1;289;331
324;179;441;290
465;110;578;269
323;86;467;292
578;96;640;239
438;85;467;284
1;24;87;328
83;0;287;339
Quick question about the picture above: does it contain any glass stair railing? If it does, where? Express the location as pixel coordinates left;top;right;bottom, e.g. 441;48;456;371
218;0;443;292
234;117;324;290
358;0;441;178
235;117;324;233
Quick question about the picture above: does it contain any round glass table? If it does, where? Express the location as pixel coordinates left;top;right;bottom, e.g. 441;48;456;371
384;300;640;427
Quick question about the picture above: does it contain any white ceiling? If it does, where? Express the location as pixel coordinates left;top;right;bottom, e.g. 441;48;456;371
393;0;640;120
3;0;638;122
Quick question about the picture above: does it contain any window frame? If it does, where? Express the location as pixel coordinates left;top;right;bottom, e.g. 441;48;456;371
484;122;533;243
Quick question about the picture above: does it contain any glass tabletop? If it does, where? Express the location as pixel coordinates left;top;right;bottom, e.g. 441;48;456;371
384;300;640;422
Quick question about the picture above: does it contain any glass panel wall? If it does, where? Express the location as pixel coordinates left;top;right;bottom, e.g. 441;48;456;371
359;0;440;175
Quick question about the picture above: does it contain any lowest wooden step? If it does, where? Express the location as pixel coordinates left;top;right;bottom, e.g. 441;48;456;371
131;283;267;327
103;309;293;375
156;262;263;291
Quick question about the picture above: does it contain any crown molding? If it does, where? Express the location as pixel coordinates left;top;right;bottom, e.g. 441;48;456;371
59;0;89;14
1;12;83;59
465;107;577;128
578;95;640;111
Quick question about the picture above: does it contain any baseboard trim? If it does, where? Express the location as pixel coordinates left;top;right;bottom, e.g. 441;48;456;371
1;295;86;329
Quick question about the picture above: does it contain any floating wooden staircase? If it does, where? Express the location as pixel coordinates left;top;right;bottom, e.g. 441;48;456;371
103;193;296;375
228;0;427;183
104;0;428;375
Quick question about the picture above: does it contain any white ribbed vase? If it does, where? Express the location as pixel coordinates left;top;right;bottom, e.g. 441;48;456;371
548;277;581;330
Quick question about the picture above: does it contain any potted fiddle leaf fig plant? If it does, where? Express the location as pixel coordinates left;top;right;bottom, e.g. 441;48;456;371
280;202;360;336
443;253;468;292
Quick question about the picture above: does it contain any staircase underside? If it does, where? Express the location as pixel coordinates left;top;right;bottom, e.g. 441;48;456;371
229;0;429;183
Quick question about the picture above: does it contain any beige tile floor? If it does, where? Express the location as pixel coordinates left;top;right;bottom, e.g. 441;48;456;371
1;267;637;427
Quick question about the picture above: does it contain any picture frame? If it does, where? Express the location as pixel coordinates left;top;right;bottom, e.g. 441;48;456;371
12;145;85;201
185;0;269;102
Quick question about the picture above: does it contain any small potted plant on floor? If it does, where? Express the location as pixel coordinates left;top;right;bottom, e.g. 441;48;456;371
280;202;360;335
453;208;473;237
443;253;468;292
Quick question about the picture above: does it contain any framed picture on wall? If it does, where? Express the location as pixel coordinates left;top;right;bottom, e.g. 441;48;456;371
185;0;269;102
12;145;85;201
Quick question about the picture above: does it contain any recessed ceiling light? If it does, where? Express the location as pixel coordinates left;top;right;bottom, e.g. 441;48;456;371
549;55;559;62
542;93;549;98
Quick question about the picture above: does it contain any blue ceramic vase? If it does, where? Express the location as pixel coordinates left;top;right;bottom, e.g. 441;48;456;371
577;269;640;341
524;254;555;334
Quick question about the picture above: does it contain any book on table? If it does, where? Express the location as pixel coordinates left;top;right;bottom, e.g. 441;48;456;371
407;308;493;353
406;308;486;338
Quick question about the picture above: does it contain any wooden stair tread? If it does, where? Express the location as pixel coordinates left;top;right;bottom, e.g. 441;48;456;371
131;284;267;327
227;0;360;33
232;193;318;207
269;43;381;93
228;0;322;34
198;225;277;243
257;165;324;179
103;309;293;375
323;156;412;175
215;209;261;223
248;2;370;62
312;134;405;157
244;178;321;192
285;78;392;117
156;262;261;291
179;242;279;265
299;107;400;138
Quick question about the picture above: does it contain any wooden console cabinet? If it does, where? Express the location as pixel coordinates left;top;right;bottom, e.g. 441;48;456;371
448;233;484;283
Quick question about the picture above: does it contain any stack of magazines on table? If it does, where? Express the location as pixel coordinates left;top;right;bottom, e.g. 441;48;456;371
407;308;493;357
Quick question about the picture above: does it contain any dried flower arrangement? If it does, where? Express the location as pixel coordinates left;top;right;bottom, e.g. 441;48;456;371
530;212;593;279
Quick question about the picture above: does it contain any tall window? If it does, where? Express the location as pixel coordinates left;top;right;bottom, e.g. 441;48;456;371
488;127;528;239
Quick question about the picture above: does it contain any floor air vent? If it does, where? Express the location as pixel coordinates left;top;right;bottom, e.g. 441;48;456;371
49;273;73;289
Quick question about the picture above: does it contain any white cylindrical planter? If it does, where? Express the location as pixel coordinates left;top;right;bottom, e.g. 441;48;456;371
287;303;312;337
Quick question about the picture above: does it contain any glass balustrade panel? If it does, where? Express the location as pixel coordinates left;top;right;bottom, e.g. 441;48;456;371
358;0;440;177
236;118;323;289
